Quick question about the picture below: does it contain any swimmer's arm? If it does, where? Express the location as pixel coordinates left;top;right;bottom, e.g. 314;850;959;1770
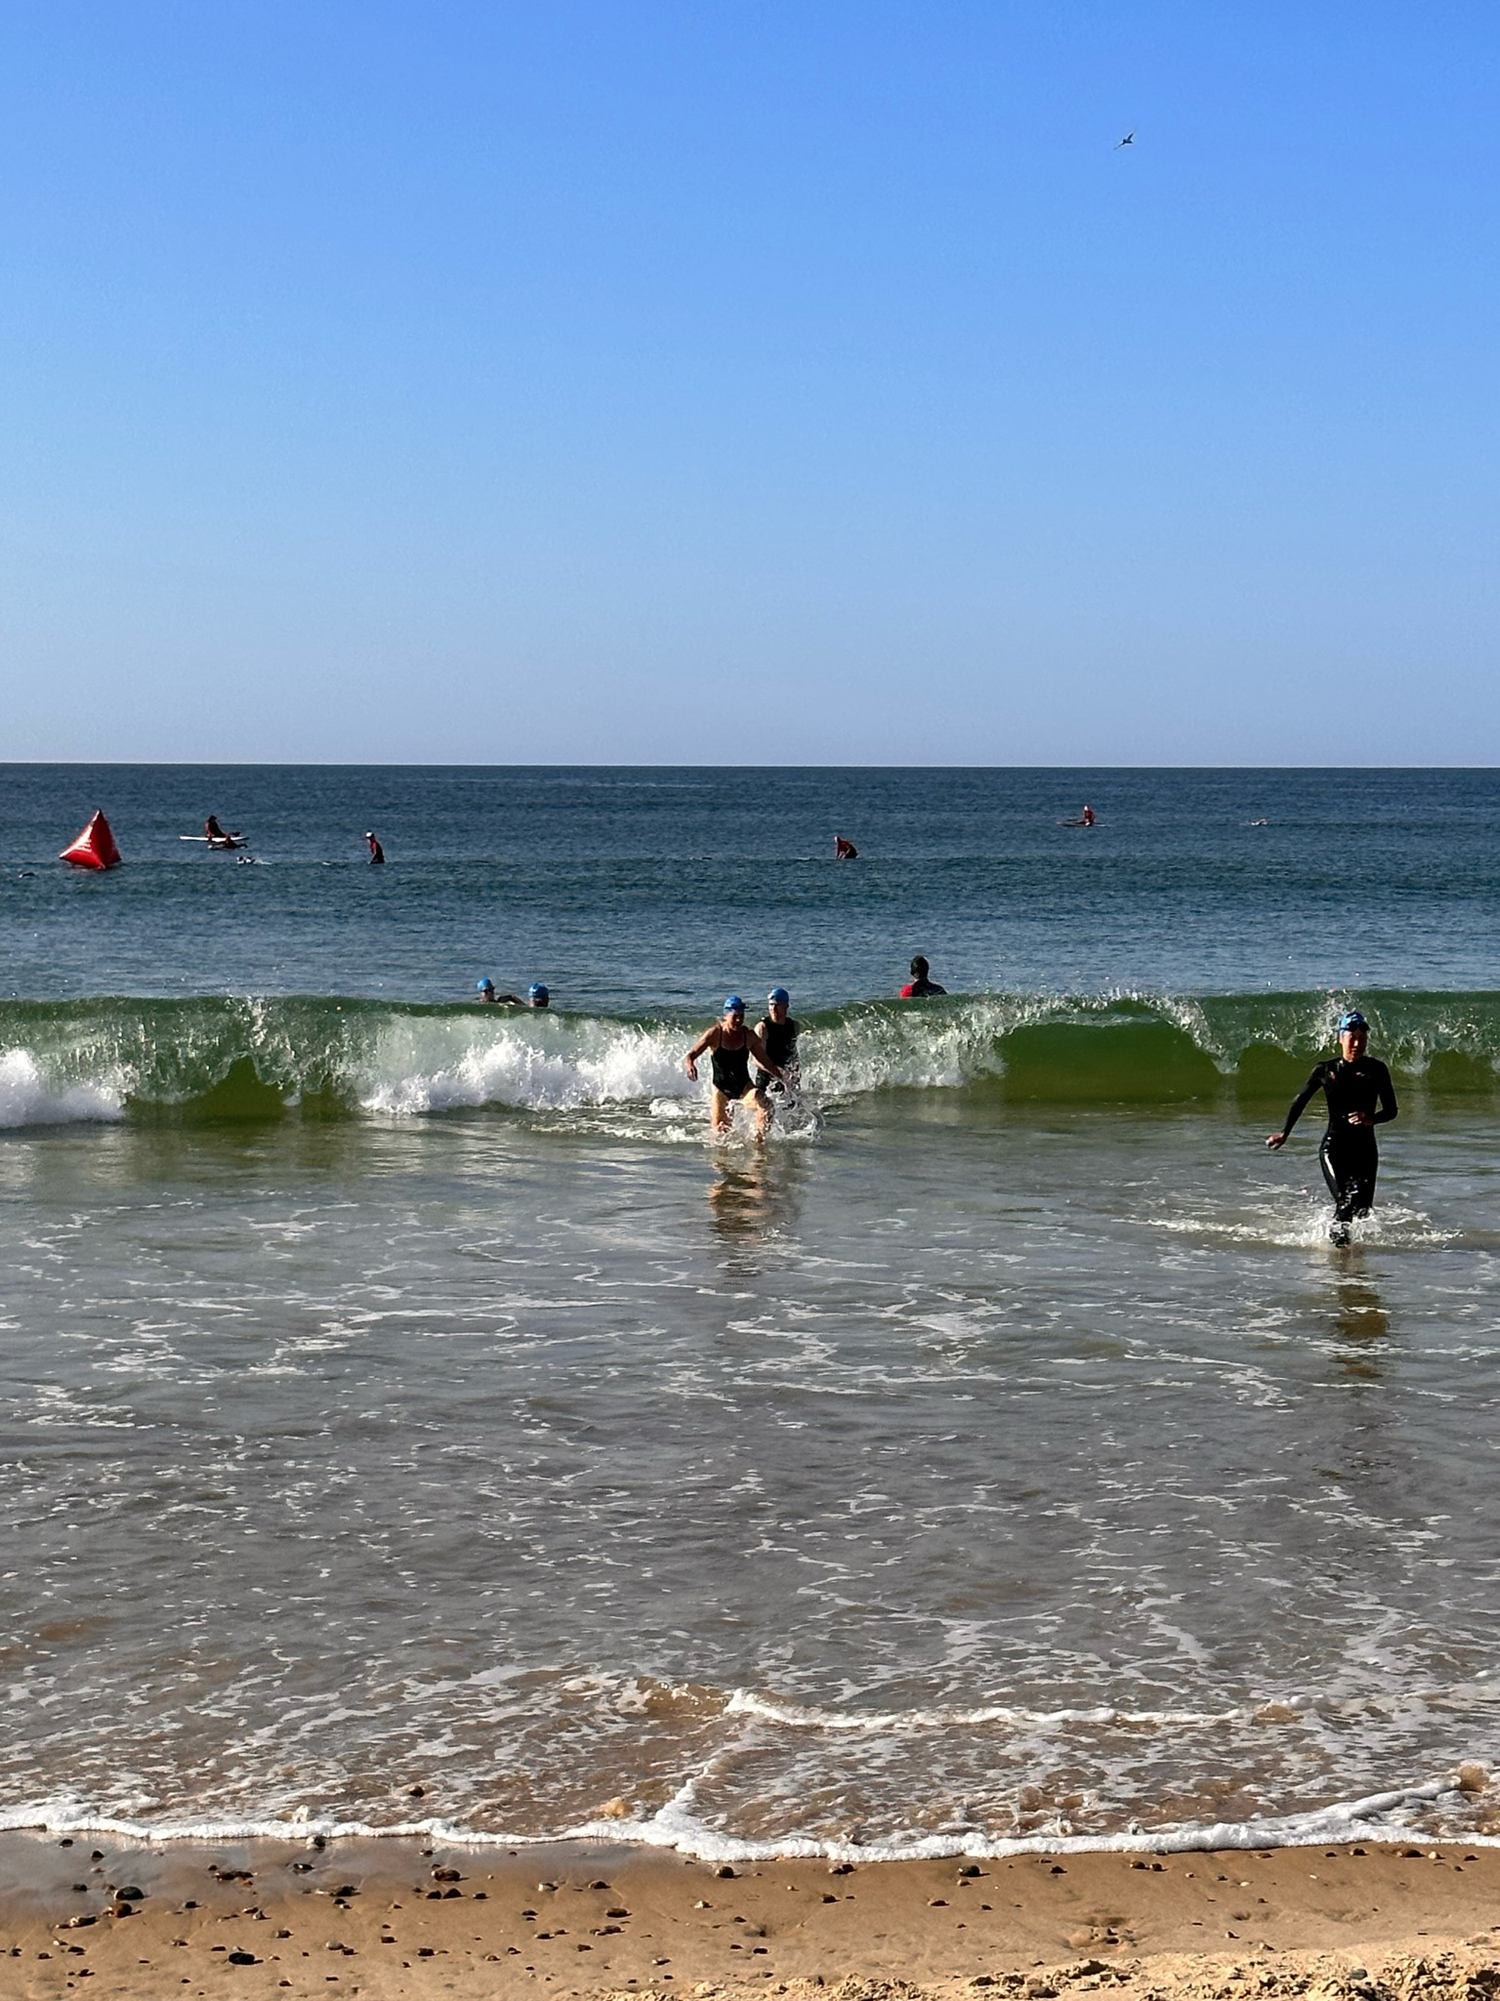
1267;1066;1324;1149
1370;1063;1398;1125
684;1025;719;1081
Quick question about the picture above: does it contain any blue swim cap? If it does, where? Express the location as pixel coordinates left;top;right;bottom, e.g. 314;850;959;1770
1337;1009;1368;1032
529;983;548;1002
724;995;745;1014
476;978;493;991
768;987;790;1006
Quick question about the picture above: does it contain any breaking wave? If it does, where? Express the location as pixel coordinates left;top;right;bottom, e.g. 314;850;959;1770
2;989;1500;1128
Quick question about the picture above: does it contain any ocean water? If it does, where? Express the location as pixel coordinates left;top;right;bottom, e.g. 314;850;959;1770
2;764;1499;1860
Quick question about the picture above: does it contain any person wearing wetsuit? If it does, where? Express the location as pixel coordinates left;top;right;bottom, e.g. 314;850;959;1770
685;996;784;1138
754;988;800;1111
900;955;947;998
366;831;385;864
1266;1010;1398;1245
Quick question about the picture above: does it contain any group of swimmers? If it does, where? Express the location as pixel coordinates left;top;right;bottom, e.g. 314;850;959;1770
680;958;946;1138
465;954;1397;1245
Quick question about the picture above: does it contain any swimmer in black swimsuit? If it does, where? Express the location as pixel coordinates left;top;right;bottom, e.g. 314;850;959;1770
685;996;784;1138
1266;1010;1398;1245
754;987;800;1116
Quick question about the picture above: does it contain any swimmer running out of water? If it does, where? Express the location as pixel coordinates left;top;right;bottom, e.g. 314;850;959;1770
685;996;783;1139
753;988;800;1110
1266;1010;1398;1245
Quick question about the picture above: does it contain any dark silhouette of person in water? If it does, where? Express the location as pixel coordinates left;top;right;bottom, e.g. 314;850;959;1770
366;831;385;864
834;835;858;860
900;956;947;998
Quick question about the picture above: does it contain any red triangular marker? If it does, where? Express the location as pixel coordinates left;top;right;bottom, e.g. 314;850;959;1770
59;810;122;870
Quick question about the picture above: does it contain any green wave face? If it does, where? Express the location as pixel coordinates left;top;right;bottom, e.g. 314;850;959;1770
0;992;1497;1127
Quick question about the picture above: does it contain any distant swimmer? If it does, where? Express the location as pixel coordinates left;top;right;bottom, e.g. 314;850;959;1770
477;979;550;1007
1060;804;1096;827
901;955;947;998
754;988;801;1111
1266;1011;1398;1246
365;831;385;864
685;996;783;1139
834;835;859;860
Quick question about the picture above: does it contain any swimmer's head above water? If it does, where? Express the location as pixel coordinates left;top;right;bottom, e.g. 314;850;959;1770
723;996;745;1024
1337;1009;1369;1059
529;983;549;1007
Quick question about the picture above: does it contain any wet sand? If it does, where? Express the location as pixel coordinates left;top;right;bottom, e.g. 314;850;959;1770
1;1834;1498;1999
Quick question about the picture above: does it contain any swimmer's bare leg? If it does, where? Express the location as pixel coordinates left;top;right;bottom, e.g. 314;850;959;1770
710;1088;733;1133
753;1087;771;1142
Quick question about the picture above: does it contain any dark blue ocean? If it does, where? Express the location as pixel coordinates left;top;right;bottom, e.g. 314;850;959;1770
1;766;1498;1859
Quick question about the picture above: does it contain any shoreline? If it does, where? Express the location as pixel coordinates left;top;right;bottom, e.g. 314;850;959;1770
3;1834;1498;1999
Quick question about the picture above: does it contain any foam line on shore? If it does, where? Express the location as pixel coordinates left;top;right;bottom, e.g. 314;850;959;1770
726;1691;1247;1731
1;1772;1493;1861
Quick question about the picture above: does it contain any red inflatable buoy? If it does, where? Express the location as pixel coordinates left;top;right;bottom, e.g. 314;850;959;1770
60;810;122;870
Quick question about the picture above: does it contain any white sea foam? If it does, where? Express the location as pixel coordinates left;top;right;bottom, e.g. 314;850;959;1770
0;1049;123;1128
726;1691;1245;1733
2;1772;1495;1861
357;1015;695;1115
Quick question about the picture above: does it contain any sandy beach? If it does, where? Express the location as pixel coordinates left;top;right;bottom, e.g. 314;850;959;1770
2;1835;1497;2000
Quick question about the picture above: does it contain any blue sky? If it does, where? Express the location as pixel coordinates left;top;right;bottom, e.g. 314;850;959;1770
2;2;1496;762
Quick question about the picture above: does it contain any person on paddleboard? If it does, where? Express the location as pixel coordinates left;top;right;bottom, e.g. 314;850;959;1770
685;996;784;1139
753;988;801;1112
900;955;946;998
204;815;242;849
1266;1010;1398;1245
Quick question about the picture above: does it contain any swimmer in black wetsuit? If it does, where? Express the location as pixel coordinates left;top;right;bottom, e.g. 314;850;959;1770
1266;1011;1398;1245
754;988;800;1116
900;955;947;998
685;996;784;1138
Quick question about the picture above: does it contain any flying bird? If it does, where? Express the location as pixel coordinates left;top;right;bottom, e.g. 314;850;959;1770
1115;131;1135;148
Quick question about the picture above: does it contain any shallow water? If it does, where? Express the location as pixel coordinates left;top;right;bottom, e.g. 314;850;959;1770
2;768;1499;1856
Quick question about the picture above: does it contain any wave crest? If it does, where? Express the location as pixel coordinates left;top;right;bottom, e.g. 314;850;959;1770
0;990;1498;1129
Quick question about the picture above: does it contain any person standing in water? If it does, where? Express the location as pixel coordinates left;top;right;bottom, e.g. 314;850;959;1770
365;831;385;864
754;988;800;1111
900;955;946;998
685;997;784;1138
834;835;858;860
1266;1010;1398;1245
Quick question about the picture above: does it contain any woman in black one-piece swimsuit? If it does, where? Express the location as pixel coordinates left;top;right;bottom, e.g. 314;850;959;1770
684;996;784;1138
